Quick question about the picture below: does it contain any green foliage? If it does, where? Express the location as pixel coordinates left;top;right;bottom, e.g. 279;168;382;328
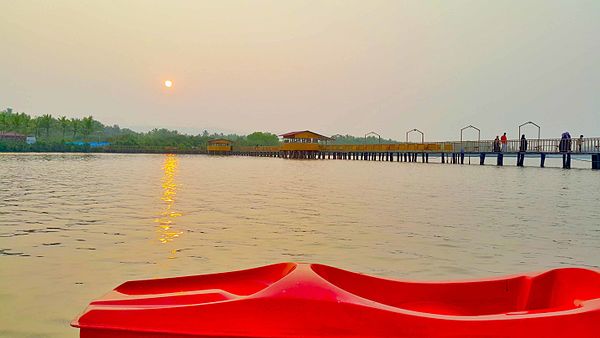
81;116;95;140
70;117;80;138
58;116;69;139
0;108;283;151
1;108;401;152
330;134;399;145
243;132;280;146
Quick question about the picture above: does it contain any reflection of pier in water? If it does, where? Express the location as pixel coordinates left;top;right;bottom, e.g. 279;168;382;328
156;154;182;257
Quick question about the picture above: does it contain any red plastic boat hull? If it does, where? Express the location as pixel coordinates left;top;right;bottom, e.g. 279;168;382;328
72;263;600;337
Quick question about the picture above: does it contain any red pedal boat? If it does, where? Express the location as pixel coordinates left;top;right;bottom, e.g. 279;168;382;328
72;263;600;337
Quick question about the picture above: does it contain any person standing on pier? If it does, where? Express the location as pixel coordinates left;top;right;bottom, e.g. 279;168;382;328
559;133;567;152
577;135;584;152
500;133;508;152
559;132;572;153
519;135;527;152
493;136;501;152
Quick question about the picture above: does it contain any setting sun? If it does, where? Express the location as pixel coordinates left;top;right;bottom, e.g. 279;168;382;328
164;80;173;88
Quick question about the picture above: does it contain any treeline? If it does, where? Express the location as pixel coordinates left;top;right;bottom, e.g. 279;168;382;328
0;108;279;151
330;134;399;144
0;108;402;152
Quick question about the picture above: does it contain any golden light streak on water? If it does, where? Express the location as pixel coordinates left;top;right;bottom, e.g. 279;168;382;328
156;154;183;256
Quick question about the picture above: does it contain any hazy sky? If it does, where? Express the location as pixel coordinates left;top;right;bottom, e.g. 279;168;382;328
2;0;599;140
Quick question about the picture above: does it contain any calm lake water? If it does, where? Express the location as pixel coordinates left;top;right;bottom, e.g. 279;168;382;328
1;153;599;337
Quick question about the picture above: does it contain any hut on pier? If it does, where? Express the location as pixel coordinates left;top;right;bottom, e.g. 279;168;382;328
207;138;233;155
279;130;331;159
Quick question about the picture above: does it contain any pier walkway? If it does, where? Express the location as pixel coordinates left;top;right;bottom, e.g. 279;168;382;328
96;133;600;170
231;136;600;170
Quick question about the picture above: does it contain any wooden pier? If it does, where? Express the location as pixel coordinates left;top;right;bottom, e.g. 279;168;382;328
91;131;600;170
229;131;600;170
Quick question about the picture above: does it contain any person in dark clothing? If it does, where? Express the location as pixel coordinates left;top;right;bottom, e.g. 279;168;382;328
517;134;527;166
559;132;572;153
519;134;528;152
493;136;501;152
559;132;567;153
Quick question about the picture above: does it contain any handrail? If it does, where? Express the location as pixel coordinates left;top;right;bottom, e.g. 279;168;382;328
96;137;600;154
231;137;600;154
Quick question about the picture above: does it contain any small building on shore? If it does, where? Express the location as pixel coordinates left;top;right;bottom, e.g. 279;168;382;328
279;130;332;158
207;138;233;155
0;132;27;142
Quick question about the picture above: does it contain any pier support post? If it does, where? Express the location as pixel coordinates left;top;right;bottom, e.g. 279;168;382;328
497;153;503;166
480;153;485;165
441;153;445;163
426;153;429;163
592;154;600;169
460;153;465;165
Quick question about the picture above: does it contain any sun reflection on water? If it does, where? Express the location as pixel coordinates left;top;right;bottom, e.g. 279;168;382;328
156;154;183;258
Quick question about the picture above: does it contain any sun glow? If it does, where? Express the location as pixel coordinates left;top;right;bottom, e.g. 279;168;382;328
164;80;173;88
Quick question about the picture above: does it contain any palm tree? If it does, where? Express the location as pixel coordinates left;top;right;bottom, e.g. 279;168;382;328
58;116;69;140
40;114;53;137
10;113;23;132
82;116;95;141
71;118;80;139
0;113;7;132
31;117;41;137
20;114;31;135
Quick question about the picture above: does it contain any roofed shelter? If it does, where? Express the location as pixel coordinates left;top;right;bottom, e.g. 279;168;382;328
280;130;332;157
280;130;331;143
207;138;233;155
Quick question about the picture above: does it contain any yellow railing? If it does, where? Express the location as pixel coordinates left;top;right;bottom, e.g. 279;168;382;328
322;143;449;152
229;137;600;154
233;143;454;153
235;146;280;152
207;145;232;152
